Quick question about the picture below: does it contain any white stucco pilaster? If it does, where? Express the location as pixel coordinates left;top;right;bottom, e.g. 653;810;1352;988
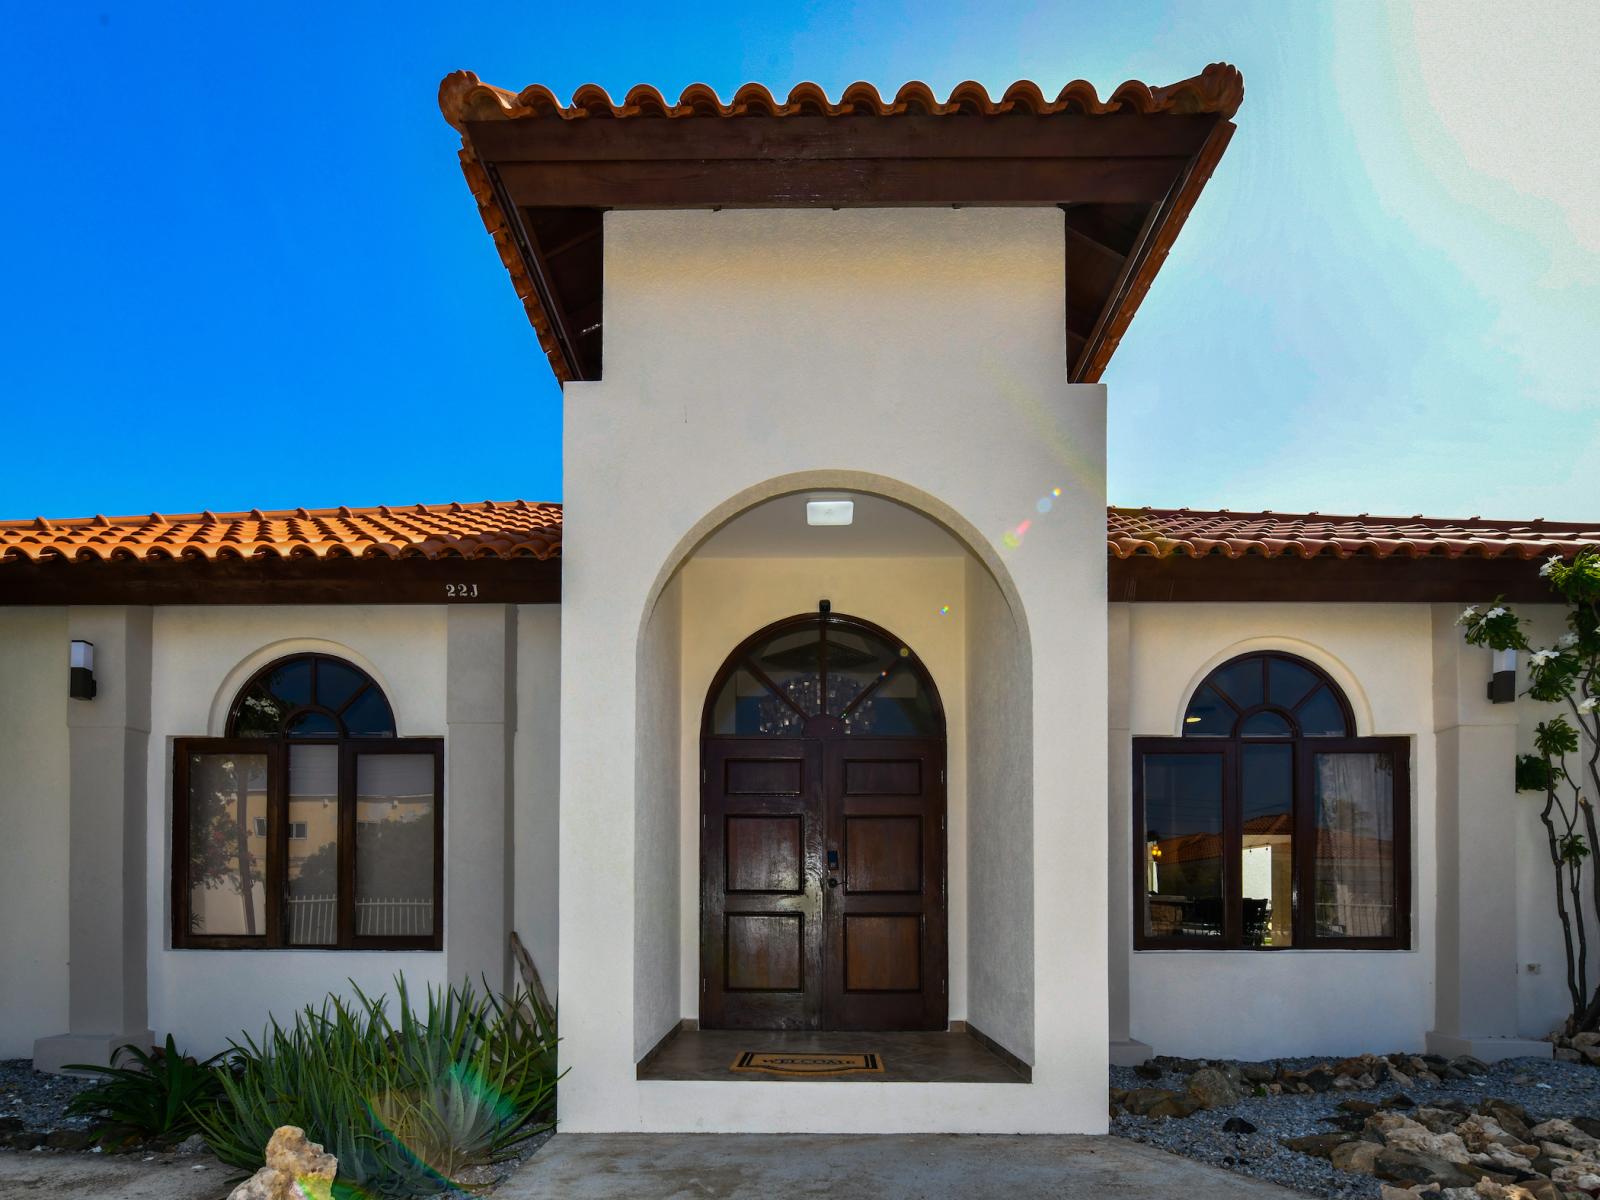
34;606;154;1072
1106;602;1149;1064
1426;604;1552;1061
446;605;517;994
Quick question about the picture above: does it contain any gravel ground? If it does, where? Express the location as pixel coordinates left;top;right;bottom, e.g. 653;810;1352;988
1110;1056;1600;1198
0;1058;97;1136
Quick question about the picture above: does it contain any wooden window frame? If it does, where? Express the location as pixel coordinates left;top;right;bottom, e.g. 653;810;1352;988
172;654;444;952
1132;653;1412;953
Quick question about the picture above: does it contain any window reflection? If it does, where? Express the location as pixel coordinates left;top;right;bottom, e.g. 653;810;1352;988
1241;744;1293;947
186;753;268;936
1142;754;1224;939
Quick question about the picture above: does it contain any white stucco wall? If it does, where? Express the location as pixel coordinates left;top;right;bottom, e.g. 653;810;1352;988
1119;603;1438;1059
0;608;71;1057
146;606;452;1054
671;554;971;1024
561;206;1106;1133
964;554;1035;1060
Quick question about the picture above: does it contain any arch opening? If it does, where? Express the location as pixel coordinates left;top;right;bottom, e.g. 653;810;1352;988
631;477;1035;1061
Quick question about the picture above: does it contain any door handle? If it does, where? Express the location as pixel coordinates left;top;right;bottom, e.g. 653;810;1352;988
827;877;840;889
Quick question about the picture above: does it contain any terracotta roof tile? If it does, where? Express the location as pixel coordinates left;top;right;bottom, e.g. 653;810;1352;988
1108;508;1600;561
0;500;562;565
437;67;1245;130
2;502;1592;570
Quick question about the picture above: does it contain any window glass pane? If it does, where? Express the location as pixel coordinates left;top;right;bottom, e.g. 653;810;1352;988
1267;657;1321;710
1182;685;1234;737
843;666;937;736
749;630;822;716
824;629;898;717
1210;658;1265;709
355;755;436;938
1313;752;1397;939
316;660;367;712
1239;710;1292;737
712;667;803;736
265;659;313;709
186;752;267;937
1241;744;1294;947
1298;686;1349;736
234;683;287;737
1141;754;1224;939
343;687;396;738
286;745;338;946
287;711;339;738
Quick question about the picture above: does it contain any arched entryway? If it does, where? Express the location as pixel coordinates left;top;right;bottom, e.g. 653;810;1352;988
699;610;948;1032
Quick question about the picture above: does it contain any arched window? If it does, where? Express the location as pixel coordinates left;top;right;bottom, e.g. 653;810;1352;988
1134;652;1409;951
173;654;441;951
229;653;396;738
705;614;941;738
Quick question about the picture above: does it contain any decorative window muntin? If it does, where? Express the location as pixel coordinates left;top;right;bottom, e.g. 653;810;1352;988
174;654;441;951
1136;652;1409;951
705;614;941;738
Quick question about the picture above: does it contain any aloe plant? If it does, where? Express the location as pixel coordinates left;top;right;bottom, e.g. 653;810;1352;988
196;977;559;1197
65;1034;229;1143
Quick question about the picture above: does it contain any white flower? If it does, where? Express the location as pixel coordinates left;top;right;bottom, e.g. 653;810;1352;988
1580;696;1599;715
1530;649;1560;667
1559;633;1579;649
1541;554;1563;577
1457;606;1480;625
1487;607;1507;620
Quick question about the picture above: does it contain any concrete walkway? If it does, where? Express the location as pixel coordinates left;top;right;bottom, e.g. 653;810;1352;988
492;1134;1303;1199
0;1153;229;1199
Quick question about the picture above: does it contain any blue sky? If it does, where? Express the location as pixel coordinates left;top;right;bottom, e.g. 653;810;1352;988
2;1;1594;521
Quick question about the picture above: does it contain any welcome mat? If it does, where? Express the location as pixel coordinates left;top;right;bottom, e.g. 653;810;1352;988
730;1051;884;1077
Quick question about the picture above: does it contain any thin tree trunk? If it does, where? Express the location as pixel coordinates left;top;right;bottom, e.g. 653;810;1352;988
1545;797;1584;1026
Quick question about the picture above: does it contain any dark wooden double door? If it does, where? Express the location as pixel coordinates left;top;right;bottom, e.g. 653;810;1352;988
700;735;947;1031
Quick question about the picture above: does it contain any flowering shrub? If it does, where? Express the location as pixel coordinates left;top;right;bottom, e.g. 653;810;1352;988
1460;546;1600;1031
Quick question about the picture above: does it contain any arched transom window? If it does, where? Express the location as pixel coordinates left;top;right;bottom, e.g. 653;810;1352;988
174;653;441;952
706;614;941;738
1135;652;1410;952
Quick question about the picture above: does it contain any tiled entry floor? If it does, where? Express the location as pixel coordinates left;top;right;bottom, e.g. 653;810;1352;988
637;1028;1029;1083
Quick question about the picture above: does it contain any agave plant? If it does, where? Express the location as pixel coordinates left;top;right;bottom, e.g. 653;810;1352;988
65;1034;229;1143
197;977;559;1198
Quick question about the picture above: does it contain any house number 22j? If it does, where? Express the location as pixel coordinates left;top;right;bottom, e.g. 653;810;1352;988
445;583;480;598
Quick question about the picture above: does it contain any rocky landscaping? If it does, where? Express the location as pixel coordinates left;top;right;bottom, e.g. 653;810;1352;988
0;1058;101;1152
1112;1049;1600;1199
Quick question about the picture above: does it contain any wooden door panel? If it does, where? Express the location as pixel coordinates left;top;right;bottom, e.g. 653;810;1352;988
844;816;922;893
725;815;803;894
844;914;922;991
726;913;805;990
700;740;823;1030
823;738;947;1030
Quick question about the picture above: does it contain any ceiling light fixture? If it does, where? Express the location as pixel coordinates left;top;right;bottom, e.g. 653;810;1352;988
806;500;854;527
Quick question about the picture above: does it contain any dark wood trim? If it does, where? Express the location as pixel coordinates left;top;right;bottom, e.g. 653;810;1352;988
493;156;1196;210
1108;553;1560;603
964;1021;1033;1082
3;549;1559;608
465;113;1223;166
0;554;560;606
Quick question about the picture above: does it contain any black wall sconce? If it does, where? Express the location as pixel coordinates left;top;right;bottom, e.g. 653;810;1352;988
69;640;97;700
1487;647;1517;704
